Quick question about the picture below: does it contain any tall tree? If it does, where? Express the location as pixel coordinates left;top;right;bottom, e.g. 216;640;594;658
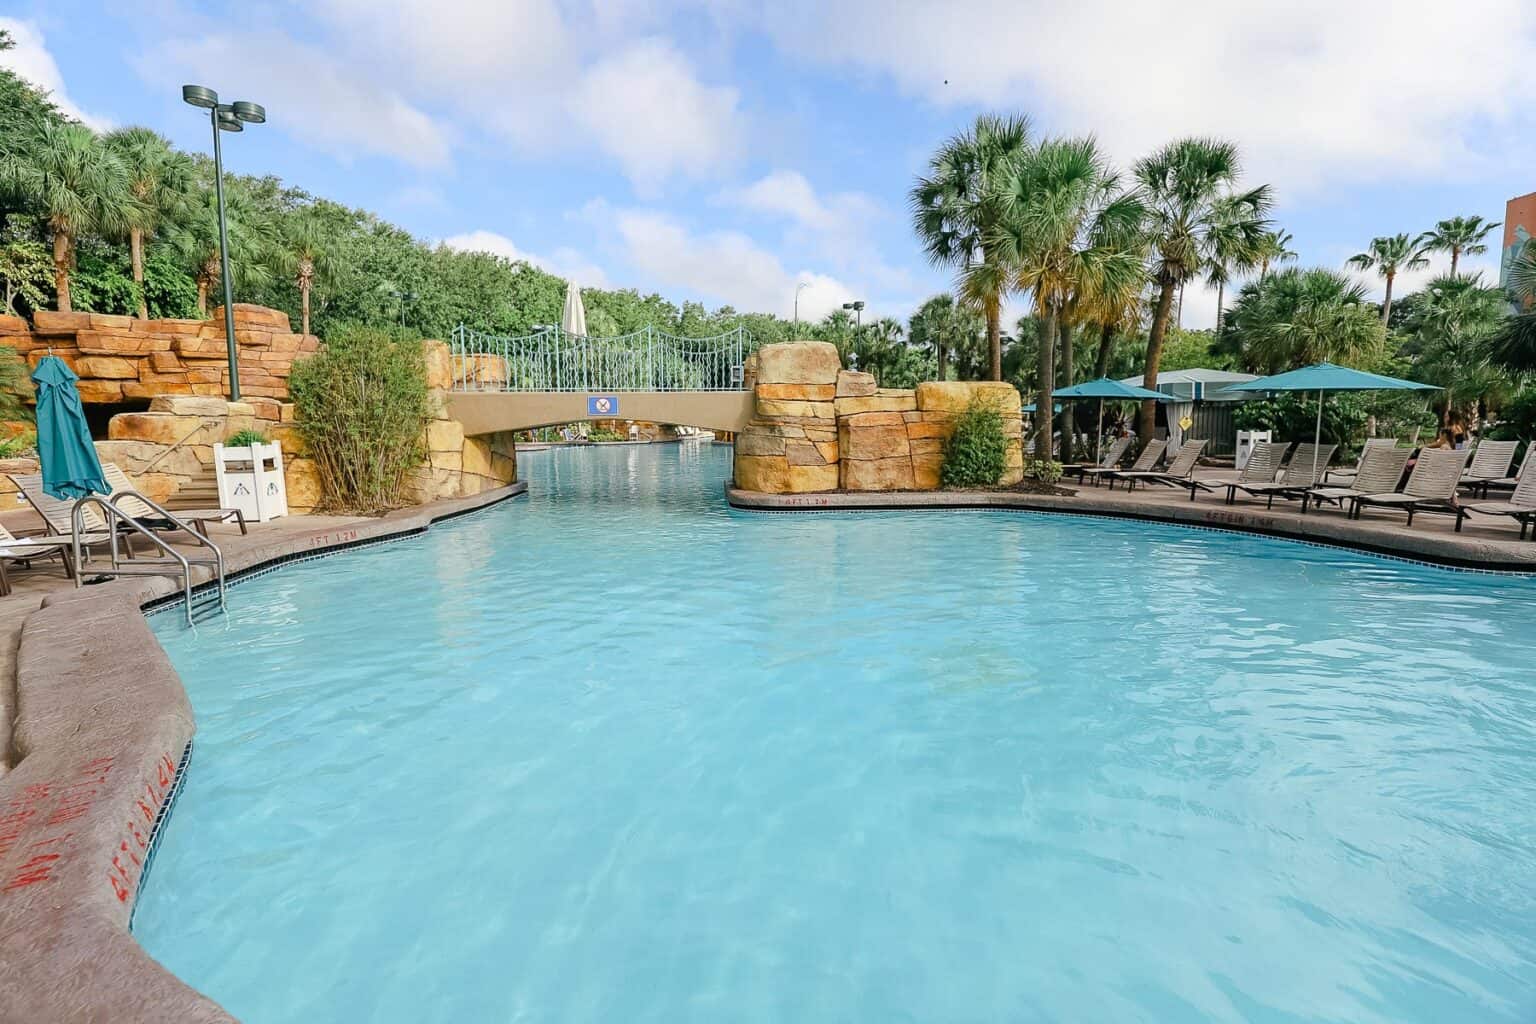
104;127;193;319
1346;233;1428;325
1255;229;1296;282
1399;273;1511;428
1221;266;1385;375
1417;215;1500;276
997;136;1144;459
25;121;136;313
909;293;982;382
1132;138;1271;441
271;213;334;335
166;185;273;315
1489;238;1536;373
911;114;1031;381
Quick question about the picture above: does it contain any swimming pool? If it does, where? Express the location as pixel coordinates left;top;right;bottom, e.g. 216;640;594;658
137;443;1536;1022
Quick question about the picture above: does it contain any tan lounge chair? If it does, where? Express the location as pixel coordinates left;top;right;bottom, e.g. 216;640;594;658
1187;440;1291;503
0;522;79;595
1111;439;1207;492
1228;443;1337;508
1465;443;1532;499
101;463;247;536
1082;438;1166;487
1458;440;1518;495
1302;445;1413;513
1323;437;1397;484
1063;437;1132;482
1351;447;1472;530
1462;455;1536;539
8;473;126;566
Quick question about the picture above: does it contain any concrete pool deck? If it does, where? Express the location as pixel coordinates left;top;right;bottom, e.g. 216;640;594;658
0;482;525;1023
727;467;1536;573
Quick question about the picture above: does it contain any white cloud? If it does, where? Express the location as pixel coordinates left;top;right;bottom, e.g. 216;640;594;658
716;169;878;236
140;32;451;169
441;229;609;287
0;18;112;130
753;0;1536;193
568;39;742;196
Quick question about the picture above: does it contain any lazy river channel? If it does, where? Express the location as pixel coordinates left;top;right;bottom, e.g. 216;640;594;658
136;443;1536;1022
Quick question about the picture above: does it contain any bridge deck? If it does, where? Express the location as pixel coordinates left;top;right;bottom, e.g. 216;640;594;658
446;391;754;436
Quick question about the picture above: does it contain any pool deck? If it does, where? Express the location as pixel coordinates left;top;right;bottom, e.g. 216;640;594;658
0;482;525;1023
726;467;1536;573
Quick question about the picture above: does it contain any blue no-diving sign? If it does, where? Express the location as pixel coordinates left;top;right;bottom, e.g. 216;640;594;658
587;395;618;416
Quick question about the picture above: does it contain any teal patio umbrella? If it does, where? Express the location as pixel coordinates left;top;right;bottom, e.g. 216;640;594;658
1052;377;1173;463
1226;362;1438;481
31;356;107;501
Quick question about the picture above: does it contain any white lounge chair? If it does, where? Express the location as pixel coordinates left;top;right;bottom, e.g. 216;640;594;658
1303;445;1413;514
1063;437;1132;482
1187;441;1291;503
1228;443;1337;508
1351;447;1473;530
0;521;79;595
102;463;246;537
1458;440;1519;495
1083;438;1166;487
1323;437;1397;484
1464;443;1531;499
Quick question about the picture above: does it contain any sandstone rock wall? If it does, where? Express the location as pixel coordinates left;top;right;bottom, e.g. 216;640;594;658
0;304;318;403
733;342;1024;494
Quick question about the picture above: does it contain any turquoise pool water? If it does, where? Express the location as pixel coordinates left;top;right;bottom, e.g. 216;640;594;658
137;444;1536;1022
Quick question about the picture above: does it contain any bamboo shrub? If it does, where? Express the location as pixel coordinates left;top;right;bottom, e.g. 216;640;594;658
289;326;432;513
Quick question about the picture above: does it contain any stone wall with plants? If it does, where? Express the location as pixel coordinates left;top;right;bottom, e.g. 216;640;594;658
733;341;1024;494
0;304;318;404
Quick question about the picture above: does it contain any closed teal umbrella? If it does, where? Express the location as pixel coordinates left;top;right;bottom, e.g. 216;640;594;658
1052;377;1173;463
1227;362;1438;481
31;356;107;501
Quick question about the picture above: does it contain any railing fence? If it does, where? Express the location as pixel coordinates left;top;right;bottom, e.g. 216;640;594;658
449;324;748;393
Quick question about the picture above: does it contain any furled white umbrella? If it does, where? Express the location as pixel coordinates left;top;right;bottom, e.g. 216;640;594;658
561;280;588;338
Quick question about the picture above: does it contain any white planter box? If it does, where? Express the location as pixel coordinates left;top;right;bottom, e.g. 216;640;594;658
214;441;288;522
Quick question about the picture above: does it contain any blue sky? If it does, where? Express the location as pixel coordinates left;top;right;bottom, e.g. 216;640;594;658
5;1;1535;329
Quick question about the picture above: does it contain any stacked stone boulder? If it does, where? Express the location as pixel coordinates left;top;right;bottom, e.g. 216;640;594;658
732;341;841;493
733;341;1025;494
406;341;518;503
0;304;319;403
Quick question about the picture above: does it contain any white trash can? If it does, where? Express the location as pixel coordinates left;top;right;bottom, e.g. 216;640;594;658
214;441;288;523
1235;430;1271;471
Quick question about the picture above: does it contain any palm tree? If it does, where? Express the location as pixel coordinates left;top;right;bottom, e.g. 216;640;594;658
1207;197;1265;330
996;136;1145;459
272;214;333;335
1417;215;1500;276
1346;233;1428;325
1399;273;1511;428
911;114;1031;381
909;293;982;382
1221;267;1385;375
26;121;136;313
1132;138;1272;440
1255;229;1296;282
167;185;273;316
1489;238;1536;373
104;128;193;319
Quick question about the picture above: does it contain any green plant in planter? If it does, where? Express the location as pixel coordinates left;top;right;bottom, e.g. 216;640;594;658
226;429;269;448
1023;457;1063;485
940;397;1008;488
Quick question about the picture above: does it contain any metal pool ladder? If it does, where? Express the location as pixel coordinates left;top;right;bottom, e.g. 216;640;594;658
71;492;228;626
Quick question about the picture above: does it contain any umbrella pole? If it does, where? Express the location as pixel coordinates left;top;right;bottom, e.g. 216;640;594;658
1313;389;1324;481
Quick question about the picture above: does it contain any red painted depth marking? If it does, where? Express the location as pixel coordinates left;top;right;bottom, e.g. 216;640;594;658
0;757;118;894
105;752;178;902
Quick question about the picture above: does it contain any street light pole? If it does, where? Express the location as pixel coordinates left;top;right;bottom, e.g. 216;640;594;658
184;85;265;402
794;282;809;327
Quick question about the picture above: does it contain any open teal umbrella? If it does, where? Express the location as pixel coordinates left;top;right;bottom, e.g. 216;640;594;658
1052;377;1173;463
31;356;107;501
1226;362;1439;481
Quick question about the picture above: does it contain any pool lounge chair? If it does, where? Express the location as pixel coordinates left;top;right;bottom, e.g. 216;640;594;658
1461;455;1536;539
1302;444;1413;513
1351;447;1472;530
1463;443;1531;499
1323;437;1397;485
1185;441;1291;503
1063;437;1132;482
1081;439;1166;487
1457;440;1518;495
1110;439;1207;492
101;463;247;537
0;522;79;595
1226;443;1337;508
8;473;126;565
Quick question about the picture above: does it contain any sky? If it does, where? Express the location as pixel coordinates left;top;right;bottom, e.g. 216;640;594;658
4;0;1536;331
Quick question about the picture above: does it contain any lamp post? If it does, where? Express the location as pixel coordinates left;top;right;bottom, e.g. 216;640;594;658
183;85;265;401
794;282;810;327
841;300;865;329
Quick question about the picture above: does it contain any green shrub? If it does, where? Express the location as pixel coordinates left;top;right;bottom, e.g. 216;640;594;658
226;428;269;448
289;325;432;513
587;427;626;442
1023;457;1063;485
941;398;1008;488
0;430;36;458
0;345;33;424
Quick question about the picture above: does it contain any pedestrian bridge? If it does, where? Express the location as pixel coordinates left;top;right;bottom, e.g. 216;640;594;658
443;325;754;436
